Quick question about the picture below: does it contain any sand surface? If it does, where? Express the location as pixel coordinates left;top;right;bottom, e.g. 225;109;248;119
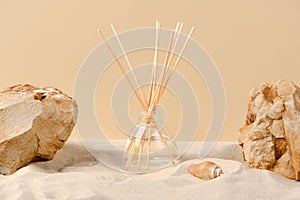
0;141;299;200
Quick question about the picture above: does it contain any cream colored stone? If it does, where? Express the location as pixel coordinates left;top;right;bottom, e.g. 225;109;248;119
269;120;285;138
277;80;296;99
273;150;295;180
268;100;284;119
239;80;300;180
250;94;265;117
0;84;78;174
243;132;276;169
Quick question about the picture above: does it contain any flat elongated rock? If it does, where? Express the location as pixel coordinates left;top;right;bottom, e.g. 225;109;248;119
0;84;78;174
239;80;300;180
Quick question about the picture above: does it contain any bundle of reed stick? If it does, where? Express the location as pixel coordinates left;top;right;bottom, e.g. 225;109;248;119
97;21;194;171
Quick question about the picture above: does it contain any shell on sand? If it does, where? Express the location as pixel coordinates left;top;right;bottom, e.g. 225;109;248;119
188;161;223;180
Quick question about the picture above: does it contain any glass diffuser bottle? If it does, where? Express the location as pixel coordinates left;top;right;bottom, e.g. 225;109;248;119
96;21;195;173
122;107;179;172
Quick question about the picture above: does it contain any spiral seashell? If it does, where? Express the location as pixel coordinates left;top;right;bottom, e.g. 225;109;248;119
188;161;223;180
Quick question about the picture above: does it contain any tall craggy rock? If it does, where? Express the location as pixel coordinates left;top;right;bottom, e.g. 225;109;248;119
239;80;300;180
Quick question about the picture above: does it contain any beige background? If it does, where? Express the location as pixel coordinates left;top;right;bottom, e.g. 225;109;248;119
0;0;300;141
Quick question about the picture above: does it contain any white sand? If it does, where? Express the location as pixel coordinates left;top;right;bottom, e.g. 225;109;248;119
0;141;299;200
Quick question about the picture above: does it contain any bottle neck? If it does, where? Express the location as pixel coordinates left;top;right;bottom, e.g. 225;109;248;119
139;107;159;126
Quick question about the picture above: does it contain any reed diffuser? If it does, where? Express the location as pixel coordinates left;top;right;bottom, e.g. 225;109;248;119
97;21;194;172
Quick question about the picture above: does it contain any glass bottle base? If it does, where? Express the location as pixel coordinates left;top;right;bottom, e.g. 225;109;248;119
122;126;179;173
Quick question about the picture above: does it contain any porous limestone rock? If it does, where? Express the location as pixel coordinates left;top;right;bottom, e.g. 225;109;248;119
239;80;300;180
0;84;78;175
